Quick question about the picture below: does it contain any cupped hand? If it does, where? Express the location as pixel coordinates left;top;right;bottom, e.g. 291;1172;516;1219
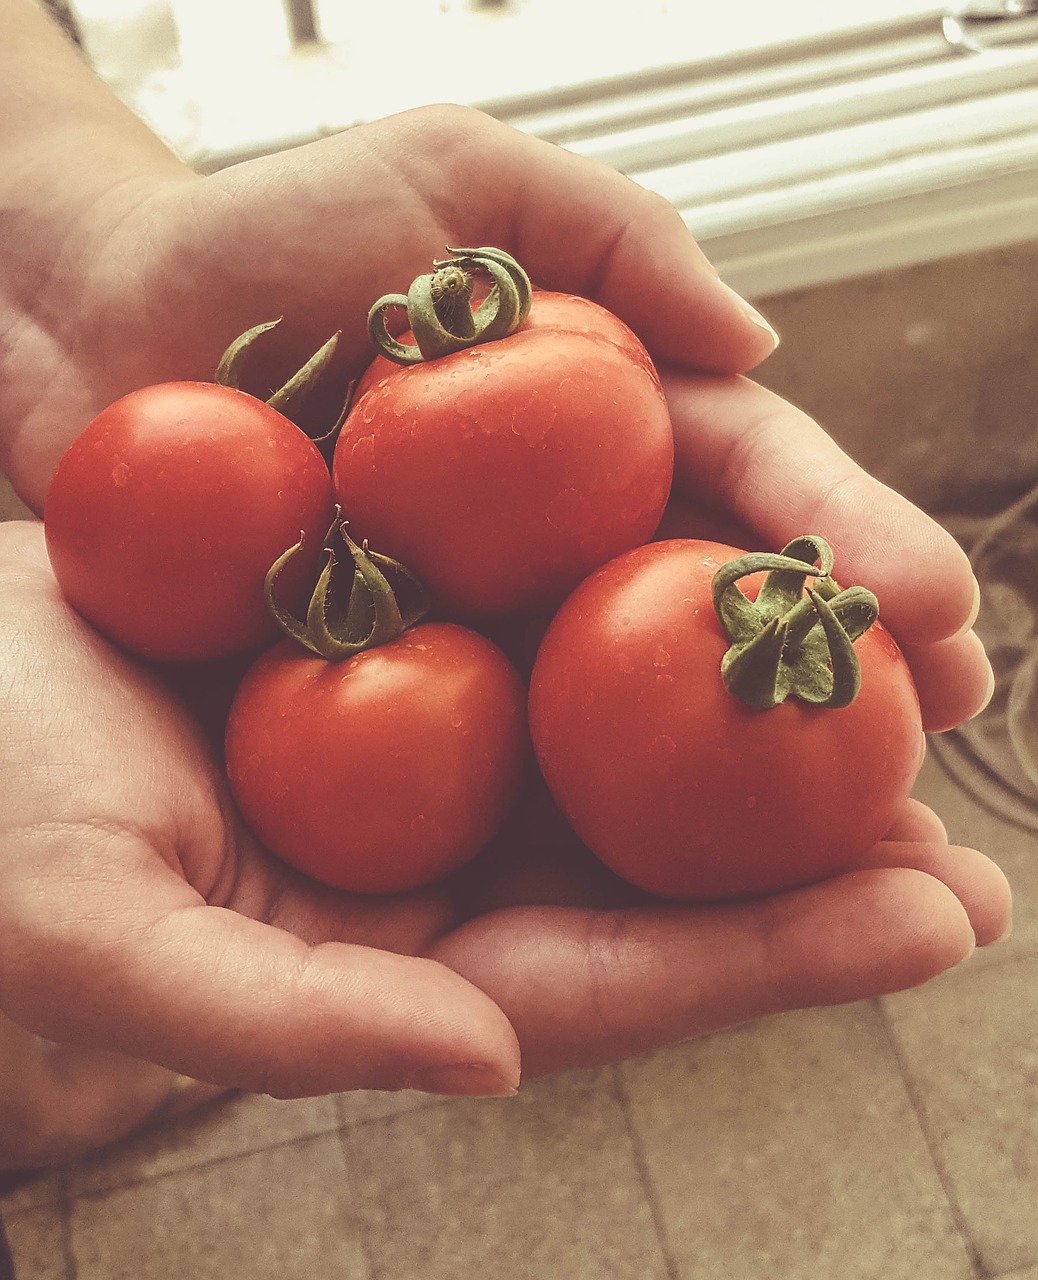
0;519;1009;1107
0;104;1006;1114
2;105;989;725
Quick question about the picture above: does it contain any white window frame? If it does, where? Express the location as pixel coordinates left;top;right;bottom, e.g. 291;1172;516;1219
68;2;1038;297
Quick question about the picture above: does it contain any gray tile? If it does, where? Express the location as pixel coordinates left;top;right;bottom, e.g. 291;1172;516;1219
70;1133;367;1280
883;954;1038;1276
338;1066;668;1280
622;1004;974;1280
755;241;1038;514
4;1203;67;1280
68;1092;339;1195
333;1086;443;1128
0;1172;64;1215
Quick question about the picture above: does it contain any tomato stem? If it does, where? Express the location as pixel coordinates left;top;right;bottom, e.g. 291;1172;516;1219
265;510;430;659
367;247;533;365
712;535;879;710
215;319;348;446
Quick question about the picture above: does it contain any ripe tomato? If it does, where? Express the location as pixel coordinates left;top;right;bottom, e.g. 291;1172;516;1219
44;382;334;662
332;288;674;619
528;539;925;902
224;622;528;894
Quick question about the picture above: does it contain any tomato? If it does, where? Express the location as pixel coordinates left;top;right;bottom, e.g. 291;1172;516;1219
44;382;335;662
528;539;925;902
332;287;674;619
224;622;528;894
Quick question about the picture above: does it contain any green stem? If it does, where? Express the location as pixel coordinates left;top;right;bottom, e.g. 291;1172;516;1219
215;319;282;389
367;246;533;366
712;535;880;710
214;318;346;443
265;510;430;660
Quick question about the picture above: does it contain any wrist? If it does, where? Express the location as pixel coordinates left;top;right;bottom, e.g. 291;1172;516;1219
0;0;188;290
0;0;193;510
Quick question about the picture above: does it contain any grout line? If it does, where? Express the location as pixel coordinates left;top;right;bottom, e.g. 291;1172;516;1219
67;1125;338;1204
64;1098;444;1203
985;1264;1038;1280
610;1063;682;1280
57;1173;77;1280
875;999;987;1280
332;1126;380;1280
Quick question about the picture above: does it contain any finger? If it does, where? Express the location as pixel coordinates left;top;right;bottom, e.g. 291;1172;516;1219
883;797;948;844
430;109;780;371
0;826;520;1100
206;106;777;376
854;841;1011;947
431;867;974;1077
663;369;978;646
0;1009;216;1170
902;631;995;732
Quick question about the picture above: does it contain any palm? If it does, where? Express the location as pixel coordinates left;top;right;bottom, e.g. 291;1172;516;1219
6;106;773;513
0;513;1005;1097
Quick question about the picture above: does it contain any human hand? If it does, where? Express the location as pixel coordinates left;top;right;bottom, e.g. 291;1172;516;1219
0;518;1009;1117
1;102;990;718
0;104;1006;1120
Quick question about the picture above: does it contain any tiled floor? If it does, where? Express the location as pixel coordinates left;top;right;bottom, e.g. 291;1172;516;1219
4;240;1038;1279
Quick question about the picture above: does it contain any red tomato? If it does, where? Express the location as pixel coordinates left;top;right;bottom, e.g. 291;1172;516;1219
332;290;674;619
528;539;925;902
224;623;528;894
44;383;334;662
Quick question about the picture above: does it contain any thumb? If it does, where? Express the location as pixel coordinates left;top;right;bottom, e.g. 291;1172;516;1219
372;105;780;371
0;831;519;1099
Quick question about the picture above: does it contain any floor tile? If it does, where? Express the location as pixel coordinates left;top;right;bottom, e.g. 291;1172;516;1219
333;1087;442;1128
755;241;1038;518
70;1133;366;1280
883;954;1038;1276
338;1065;669;1280
67;1092;339;1196
621;1003;974;1280
0;1173;63;1216
3;1203;67;1280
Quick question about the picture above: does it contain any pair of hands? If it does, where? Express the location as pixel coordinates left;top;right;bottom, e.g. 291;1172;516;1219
0;104;1009;1107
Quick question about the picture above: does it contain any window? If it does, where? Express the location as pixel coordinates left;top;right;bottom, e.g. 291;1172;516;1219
60;0;1038;295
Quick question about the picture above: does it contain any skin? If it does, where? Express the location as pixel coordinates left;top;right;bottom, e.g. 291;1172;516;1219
0;0;1007;1169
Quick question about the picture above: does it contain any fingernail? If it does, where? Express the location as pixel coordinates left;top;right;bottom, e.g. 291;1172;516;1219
966;574;982;631
721;282;780;351
969;650;996;720
412;1063;519;1098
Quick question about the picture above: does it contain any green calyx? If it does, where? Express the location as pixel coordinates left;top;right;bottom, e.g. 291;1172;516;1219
215;318;353;452
712;535;879;711
367;246;533;366
265;510;430;660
